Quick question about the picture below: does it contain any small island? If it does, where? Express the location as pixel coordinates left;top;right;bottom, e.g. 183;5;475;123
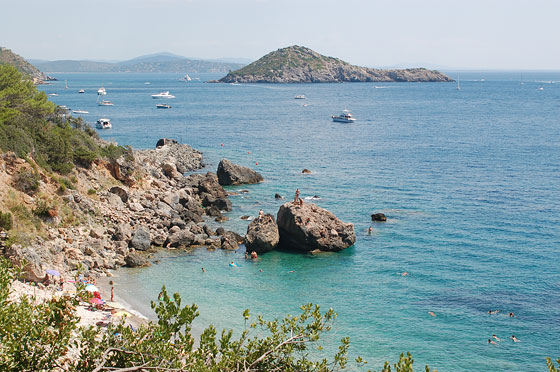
214;45;453;83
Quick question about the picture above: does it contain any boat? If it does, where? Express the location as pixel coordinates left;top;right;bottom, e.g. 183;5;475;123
156;103;172;109
331;110;356;123
456;76;460;90
294;95;306;99
48;93;58;96
538;87;544;91
144;82;151;85
96;118;112;129
98;100;114;106
65;80;68;89
180;73;191;82
97;84;107;95
151;91;175;99
78;89;85;93
72;110;89;114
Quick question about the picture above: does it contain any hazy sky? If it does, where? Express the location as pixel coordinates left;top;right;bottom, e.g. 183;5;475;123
2;0;559;69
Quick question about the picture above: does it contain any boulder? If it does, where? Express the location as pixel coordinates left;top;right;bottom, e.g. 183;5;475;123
5;244;44;282
109;186;129;203
276;202;355;252
167;230;195;248
244;214;279;253
113;223;132;242
205;206;222;217
124;252;150;268
156;138;178;148
371;213;387;222
217;159;263;186
275;193;283;199
202;194;232;211
131;226;151;251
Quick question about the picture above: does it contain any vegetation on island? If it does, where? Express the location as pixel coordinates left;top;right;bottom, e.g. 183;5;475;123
0;47;45;82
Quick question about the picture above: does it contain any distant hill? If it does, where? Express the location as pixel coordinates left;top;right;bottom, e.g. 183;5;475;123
0;47;45;82
216;45;453;83
33;54;244;73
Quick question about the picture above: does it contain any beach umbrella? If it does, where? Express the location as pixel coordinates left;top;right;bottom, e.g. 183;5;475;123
85;284;99;292
89;297;103;305
46;269;61;277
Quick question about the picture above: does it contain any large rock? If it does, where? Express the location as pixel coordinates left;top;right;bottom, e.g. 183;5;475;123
244;214;279;253
166;230;195;248
217;159;263;186
135;140;203;175
371;213;387;222
131;226;151;251
109;186;129;203
5;244;44;282
124;252;150;268
276;202;355;252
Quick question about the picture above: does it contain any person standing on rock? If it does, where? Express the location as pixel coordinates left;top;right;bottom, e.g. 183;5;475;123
110;281;114;302
294;189;300;205
258;209;264;220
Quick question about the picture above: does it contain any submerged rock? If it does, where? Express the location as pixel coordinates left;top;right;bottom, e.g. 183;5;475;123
276;202;355;252
217;159;263;186
244;214;279;253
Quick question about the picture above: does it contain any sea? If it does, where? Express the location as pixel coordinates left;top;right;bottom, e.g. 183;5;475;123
39;71;560;371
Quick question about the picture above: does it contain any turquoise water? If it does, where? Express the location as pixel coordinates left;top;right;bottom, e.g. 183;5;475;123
40;72;560;371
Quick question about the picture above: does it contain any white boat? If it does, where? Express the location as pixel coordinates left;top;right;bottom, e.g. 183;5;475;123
456;76;460;90
78;89;85;93
156;103;172;109
151;91;175;99
294;95;306;99
98;100;114;106
97;84;107;95
65;80;68;89
72;110;89;114
96;118;112;129
144;82;151;85
538;87;544;91
331;110;356;123
180;73;191;82
48;93;58;96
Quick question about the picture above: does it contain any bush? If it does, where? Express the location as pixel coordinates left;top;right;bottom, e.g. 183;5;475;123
12;168;40;195
33;199;53;218
0;212;12;231
58;177;75;190
87;188;97;195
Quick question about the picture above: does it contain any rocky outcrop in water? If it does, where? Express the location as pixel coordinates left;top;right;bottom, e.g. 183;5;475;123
217;159;263;186
215;45;453;84
244;214;279;253
276;202;356;252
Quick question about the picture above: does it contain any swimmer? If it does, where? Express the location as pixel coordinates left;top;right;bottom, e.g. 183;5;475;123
251;251;258;259
492;334;500;341
259;269;263;272
245;251;249;260
201;267;206;273
229;262;238;267
401;272;409;277
511;335;520;342
488;310;499;315
368;226;373;235
428;311;436;317
488;339;496;345
288;270;295;273
509;312;515;317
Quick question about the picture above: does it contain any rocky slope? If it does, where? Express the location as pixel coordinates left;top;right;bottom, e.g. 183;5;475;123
215;45;452;83
0;47;46;83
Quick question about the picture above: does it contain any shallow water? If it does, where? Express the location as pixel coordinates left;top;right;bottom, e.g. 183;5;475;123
41;71;560;371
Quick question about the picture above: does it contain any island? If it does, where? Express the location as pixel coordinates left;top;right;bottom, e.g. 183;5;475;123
213;45;453;83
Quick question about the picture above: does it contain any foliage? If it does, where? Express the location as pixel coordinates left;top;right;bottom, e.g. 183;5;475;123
12;168;40;195
0;211;12;231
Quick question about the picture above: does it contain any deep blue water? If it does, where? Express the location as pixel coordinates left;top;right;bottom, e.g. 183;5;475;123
40;72;560;371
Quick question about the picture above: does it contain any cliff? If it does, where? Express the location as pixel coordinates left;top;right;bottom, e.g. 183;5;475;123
0;47;46;83
216;45;452;83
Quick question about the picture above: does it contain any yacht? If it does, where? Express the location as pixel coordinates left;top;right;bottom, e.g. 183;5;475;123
78;89;85;94
151;91;175;99
72;110;89;114
294;95;306;99
98;100;114;106
97;84;107;95
156;103;172;109
331;110;356;123
180;74;191;82
96;118;112;129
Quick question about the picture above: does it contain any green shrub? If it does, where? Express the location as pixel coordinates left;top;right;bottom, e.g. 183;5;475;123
0;212;12;231
87;188;97;195
33;200;52;218
58;177;75;190
12;168;40;195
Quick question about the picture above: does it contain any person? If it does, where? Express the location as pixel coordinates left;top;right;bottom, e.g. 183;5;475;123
59;277;64;291
258;209;264;220
110;281;114;302
245;251;249;260
202;267;206;273
294;189;300;205
43;273;50;286
488;339;496;345
492;334;500;341
251;251;258;259
509;312;515;317
428;311;436;317
511;335;520;342
401;272;409;277
368;226;373;235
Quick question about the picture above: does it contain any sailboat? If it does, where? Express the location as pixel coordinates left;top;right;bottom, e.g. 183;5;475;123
456;76;460;90
180;73;191;82
64;80;68;89
97;83;107;95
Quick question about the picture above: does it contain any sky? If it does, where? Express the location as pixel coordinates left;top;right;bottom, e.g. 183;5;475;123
1;0;559;70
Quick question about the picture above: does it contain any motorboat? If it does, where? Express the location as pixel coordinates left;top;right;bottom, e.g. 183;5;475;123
96;118;112;129
98;100;114;106
97;84;106;95
72;110;89;114
294;95;306;99
331;110;356;123
151;91;175;99
144;82;151;85
180;74;191;82
48;93;58;96
78;89;85;93
156;103;172;109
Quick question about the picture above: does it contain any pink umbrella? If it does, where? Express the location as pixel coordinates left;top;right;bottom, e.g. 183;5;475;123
89;297;103;305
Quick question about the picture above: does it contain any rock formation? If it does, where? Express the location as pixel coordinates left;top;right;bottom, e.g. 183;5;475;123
371;213;387;222
276;202;355;252
214;45;453;84
244;214;279;253
217;159;263;186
